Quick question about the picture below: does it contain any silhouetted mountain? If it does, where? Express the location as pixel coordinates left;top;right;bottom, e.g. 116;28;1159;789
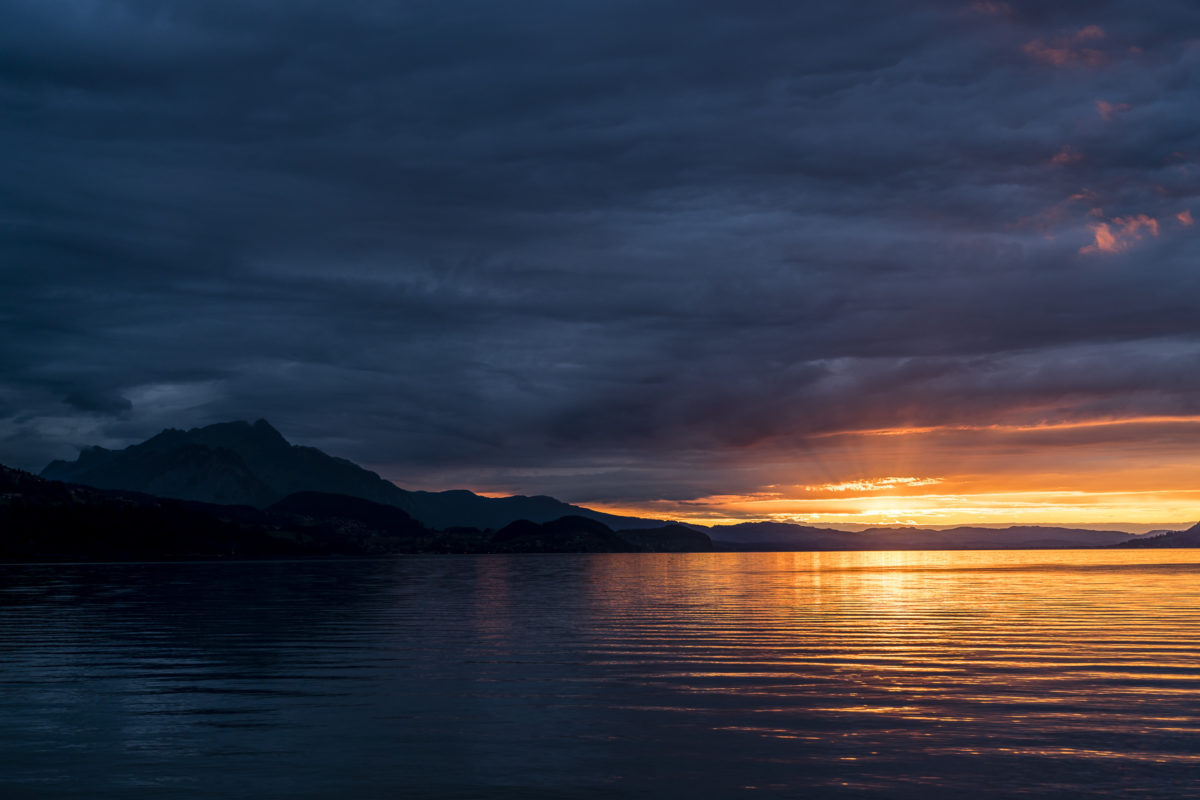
264;491;431;553
399;489;661;532
268;491;425;536
42;420;397;508
1;463;313;560
488;516;714;553
710;522;854;549
1117;522;1199;547
708;521;1143;550
9;460;626;560
41;420;664;531
42;440;278;507
1;466;692;559
492;515;640;553
619;524;716;552
861;525;1140;549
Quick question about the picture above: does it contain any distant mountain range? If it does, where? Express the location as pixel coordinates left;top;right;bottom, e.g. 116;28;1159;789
27;419;1190;552
41;420;663;531
708;521;1147;550
1118;521;1200;548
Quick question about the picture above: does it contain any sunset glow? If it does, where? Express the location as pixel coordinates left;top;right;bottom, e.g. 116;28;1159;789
7;1;1200;544
10;2;1200;797
539;413;1200;529
588;487;1200;530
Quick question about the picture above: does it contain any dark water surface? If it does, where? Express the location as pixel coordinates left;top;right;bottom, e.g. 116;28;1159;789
3;550;1200;798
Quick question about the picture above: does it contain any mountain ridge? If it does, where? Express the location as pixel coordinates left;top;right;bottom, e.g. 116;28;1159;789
41;420;665;531
1117;520;1200;548
704;520;1150;550
36;419;1189;550
0;464;712;559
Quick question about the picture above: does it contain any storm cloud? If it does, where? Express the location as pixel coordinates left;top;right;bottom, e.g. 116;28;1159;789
3;0;1200;514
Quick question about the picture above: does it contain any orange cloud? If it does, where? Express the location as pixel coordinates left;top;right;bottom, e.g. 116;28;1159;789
1114;214;1159;236
587;415;1200;527
1080;213;1159;254
826;415;1200;439
1081;222;1120;254
1096;100;1131;120
1178;209;1194;227
1050;145;1083;166
805;477;943;494
1024;26;1109;67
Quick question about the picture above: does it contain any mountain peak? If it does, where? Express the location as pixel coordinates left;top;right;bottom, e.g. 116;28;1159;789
183;419;290;450
252;418;282;435
39;419;663;531
246;418;288;446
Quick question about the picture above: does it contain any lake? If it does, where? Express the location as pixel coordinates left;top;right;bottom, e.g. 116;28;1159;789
3;549;1200;798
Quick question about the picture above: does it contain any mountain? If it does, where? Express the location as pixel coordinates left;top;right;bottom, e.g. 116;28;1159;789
397;489;662;531
267;491;427;538
0;465;712;559
33;420;1167;551
709;522;854;549
0;463;337;559
707;521;1145;550
492;515;641;553
42;437;279;507
619;524;715;553
1117;522;1199;547
489;516;713;553
42;420;406;508
41;420;663;531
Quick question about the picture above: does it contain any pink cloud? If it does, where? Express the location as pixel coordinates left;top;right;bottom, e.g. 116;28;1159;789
1179;209;1194;227
1081;223;1120;254
1080;213;1160;255
1113;214;1159;237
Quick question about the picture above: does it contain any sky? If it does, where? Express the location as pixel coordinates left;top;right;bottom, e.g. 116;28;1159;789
3;0;1200;528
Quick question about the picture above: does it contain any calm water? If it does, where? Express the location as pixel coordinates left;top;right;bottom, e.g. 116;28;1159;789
3;550;1200;798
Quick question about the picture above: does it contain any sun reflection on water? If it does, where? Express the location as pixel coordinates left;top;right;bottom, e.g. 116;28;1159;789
7;551;1200;797
571;548;1200;785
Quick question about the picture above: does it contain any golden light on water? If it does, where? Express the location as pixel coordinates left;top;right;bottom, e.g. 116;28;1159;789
16;549;1200;795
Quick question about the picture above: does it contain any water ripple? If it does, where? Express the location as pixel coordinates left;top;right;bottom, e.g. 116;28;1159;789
3;550;1200;798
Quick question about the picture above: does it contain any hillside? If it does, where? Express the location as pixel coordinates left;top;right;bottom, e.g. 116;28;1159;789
0;465;711;559
41;420;663;531
1117;522;1200;548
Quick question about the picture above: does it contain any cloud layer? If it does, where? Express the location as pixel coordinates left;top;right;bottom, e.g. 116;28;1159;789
2;1;1200;521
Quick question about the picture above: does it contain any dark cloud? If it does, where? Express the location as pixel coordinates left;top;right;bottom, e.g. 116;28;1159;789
2;0;1200;508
